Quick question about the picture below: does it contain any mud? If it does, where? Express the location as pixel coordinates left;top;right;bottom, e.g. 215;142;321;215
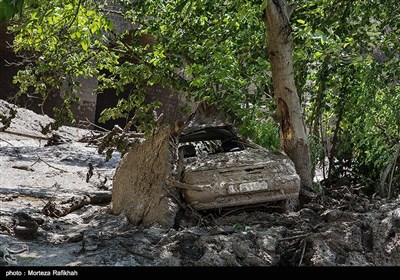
1;100;400;266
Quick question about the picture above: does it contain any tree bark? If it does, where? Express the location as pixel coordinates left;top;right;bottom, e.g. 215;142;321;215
264;0;313;188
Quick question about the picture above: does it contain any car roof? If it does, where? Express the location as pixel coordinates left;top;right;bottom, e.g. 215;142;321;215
179;125;237;143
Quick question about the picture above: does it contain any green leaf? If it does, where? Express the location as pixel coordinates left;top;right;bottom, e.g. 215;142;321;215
175;0;190;13
313;51;323;59
81;40;88;51
191;77;205;87
0;0;24;22
3;5;15;20
261;0;268;12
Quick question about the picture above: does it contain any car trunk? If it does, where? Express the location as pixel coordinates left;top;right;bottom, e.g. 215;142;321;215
181;148;300;210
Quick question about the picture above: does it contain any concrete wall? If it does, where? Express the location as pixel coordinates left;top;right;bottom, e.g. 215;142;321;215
69;76;98;124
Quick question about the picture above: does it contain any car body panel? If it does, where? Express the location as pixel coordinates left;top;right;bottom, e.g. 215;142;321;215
180;143;300;210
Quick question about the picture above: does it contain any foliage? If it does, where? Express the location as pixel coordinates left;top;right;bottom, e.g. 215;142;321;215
0;0;24;22
97;125;143;161
308;133;325;178
292;0;400;196
113;0;273;139
238;104;280;150
6;1;114;128
8;0;275;147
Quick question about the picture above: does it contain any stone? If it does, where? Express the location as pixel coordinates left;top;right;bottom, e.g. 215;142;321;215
14;225;38;240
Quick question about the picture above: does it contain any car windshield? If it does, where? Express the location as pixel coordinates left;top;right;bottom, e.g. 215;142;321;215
178;125;246;158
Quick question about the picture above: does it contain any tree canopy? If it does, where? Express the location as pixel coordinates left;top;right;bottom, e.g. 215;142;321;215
291;0;399;195
2;0;400;196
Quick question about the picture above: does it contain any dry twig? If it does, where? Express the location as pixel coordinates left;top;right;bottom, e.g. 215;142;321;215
278;233;310;242
0;137;15;146
298;239;307;266
30;155;67;173
0;130;48;140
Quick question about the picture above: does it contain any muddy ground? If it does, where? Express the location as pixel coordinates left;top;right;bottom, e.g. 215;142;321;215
1;100;399;267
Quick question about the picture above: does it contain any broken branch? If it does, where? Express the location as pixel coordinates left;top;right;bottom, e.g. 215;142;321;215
278;233;310;242
31;155;67;173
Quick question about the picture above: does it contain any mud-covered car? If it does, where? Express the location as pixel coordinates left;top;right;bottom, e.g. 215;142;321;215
177;124;300;210
112;105;302;227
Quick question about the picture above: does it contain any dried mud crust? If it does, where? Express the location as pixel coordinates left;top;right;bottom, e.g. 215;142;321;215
1;100;400;266
2;184;400;266
111;127;181;227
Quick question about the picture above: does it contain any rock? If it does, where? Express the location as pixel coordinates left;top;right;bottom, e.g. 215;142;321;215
232;242;248;259
243;254;265;266
209;226;235;235
303;203;324;212
299;207;317;217
67;232;83;243
321;209;356;222
219;249;240;266
144;226;168;244
46;233;66;244
83;234;100;252
13;212;39;240
310;241;343;266
256;234;277;252
391;208;400;226
14;225;38;240
195;250;225;266
85;244;98;251
1;195;13;202
346;252;371;266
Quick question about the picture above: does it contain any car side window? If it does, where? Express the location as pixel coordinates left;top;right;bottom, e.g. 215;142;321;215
179;144;196;158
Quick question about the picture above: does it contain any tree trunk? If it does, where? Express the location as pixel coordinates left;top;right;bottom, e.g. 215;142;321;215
264;0;313;188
